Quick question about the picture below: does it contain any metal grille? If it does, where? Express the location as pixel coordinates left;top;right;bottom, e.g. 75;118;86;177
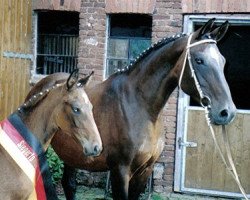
37;34;78;74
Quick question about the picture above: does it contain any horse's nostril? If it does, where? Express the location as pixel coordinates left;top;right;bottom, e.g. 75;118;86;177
94;145;100;154
220;109;229;118
84;148;89;155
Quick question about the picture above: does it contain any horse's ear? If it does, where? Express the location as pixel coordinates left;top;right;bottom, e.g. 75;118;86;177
67;69;79;90
197;18;216;39
77;71;94;87
210;21;229;42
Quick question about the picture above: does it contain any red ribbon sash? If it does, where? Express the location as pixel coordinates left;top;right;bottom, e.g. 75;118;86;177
0;114;57;200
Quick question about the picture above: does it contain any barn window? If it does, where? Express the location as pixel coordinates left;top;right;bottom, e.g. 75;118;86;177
106;14;152;77
36;11;79;75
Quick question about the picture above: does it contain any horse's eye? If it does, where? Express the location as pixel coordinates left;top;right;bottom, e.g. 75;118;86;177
195;58;203;65
72;106;81;114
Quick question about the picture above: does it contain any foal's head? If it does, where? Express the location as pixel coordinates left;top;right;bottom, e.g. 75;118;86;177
180;18;236;125
54;70;102;156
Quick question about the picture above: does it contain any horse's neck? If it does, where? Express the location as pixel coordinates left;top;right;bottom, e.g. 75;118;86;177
128;36;187;119
20;88;61;150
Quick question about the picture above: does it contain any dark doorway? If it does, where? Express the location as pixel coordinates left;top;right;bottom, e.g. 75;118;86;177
219;25;250;110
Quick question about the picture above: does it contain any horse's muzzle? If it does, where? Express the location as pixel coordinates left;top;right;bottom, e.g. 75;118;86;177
84;143;103;157
211;104;237;125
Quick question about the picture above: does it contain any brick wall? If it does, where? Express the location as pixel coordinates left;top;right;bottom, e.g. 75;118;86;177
182;0;250;13
77;0;106;82
33;0;81;12
77;0;183;195
151;0;182;194
152;0;182;40
105;0;156;13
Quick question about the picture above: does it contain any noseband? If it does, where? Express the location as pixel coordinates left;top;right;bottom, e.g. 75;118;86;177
178;33;216;108
179;34;249;200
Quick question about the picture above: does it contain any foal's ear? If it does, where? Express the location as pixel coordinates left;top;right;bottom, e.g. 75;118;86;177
210;21;229;42
67;69;79;90
197;18;216;39
77;71;94;87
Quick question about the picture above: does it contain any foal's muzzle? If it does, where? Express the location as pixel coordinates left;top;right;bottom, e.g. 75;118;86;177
84;143;102;157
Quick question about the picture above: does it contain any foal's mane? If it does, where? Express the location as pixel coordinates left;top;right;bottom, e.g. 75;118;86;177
18;71;90;114
18;80;65;113
115;33;187;75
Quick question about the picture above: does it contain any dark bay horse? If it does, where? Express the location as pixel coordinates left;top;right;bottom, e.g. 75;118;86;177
27;19;236;200
0;70;102;199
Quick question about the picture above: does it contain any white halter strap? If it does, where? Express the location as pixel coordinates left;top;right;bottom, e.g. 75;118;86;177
178;33;216;99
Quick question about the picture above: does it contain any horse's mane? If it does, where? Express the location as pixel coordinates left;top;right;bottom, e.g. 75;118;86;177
18;80;65;113
19;72;92;113
114;32;187;75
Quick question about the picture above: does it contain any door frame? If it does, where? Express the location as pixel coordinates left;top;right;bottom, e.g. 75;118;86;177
174;14;250;198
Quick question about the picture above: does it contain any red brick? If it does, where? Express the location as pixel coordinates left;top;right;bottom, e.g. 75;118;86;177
105;0;156;14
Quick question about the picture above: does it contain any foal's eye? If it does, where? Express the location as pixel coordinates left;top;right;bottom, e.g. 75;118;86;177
195;58;203;65
71;106;81;114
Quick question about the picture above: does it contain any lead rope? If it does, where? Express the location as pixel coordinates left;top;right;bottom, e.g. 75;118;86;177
205;109;249;199
179;34;249;200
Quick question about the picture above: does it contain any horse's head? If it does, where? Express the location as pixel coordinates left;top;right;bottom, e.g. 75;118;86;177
55;70;102;156
180;18;236;125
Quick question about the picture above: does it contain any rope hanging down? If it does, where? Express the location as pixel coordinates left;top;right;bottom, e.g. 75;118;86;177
179;34;249;200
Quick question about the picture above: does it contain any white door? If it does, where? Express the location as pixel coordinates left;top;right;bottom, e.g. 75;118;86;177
174;15;250;199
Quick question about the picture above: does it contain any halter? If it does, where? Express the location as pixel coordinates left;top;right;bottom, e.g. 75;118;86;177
178;33;216;107
179;34;249;200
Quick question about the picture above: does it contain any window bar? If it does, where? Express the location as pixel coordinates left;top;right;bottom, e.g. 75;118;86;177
56;35;60;73
62;36;65;72
53;36;57;74
66;37;69;72
70;37;73;72
44;36;48;74
71;37;74;72
69;36;72;56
